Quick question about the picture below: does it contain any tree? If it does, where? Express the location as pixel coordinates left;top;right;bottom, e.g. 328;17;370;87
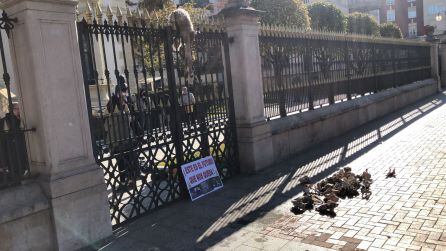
308;2;346;32
132;1;211;89
252;0;310;116
251;0;310;29
347;12;379;36
379;23;402;38
138;0;171;12
179;0;211;8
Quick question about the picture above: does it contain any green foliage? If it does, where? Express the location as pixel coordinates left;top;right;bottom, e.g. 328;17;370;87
138;1;208;24
251;0;310;29
379;22;402;38
347;12;379;36
180;0;211;8
136;2;209;81
139;0;171;12
308;2;346;32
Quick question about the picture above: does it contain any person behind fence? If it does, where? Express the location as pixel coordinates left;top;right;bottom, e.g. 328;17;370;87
129;87;148;139
179;86;196;122
135;86;154;133
104;81;138;190
154;88;171;129
0;102;28;179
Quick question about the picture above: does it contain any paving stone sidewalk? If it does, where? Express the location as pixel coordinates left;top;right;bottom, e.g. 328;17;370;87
94;93;446;251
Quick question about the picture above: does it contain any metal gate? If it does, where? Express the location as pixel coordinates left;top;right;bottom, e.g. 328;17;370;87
77;18;238;227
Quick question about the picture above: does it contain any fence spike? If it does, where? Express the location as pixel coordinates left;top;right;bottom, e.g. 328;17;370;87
75;5;81;22
143;8;150;22
117;6;123;25
95;2;104;24
106;5;113;24
84;2;93;24
137;8;143;19
125;7;133;26
126;6;132;18
131;8;140;26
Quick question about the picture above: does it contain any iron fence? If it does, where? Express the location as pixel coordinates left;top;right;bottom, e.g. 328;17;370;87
0;11;30;189
260;27;432;120
77;15;238;227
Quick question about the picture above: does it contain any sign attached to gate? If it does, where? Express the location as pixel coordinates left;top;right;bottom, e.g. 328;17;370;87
181;156;223;201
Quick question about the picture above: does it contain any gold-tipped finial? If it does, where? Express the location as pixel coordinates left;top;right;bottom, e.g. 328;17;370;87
117;6;123;25
143;9;150;22
95;2;103;24
106;5;113;24
84;2;93;23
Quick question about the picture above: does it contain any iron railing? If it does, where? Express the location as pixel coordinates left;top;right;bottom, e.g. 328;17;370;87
260;27;432;120
0;11;30;189
77;15;238;227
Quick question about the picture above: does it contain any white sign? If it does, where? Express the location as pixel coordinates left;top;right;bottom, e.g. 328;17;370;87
181;156;223;201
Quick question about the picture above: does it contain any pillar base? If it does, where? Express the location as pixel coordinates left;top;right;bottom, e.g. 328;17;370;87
237;121;273;173
43;165;112;250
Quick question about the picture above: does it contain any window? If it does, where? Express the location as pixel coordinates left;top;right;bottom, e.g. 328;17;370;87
428;6;446;15
408;8;416;19
387;10;395;21
386;0;394;5
367;9;380;23
408;23;417;37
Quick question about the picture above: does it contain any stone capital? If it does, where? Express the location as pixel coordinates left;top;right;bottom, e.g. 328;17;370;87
219;0;263;26
1;0;77;10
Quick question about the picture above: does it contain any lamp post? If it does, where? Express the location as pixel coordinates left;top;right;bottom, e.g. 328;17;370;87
436;11;446;22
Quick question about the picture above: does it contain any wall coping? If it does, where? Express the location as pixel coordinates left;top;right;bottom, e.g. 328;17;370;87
270;79;437;135
0;181;49;224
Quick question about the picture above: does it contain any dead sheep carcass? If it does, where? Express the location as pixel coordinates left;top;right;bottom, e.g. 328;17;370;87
168;7;195;85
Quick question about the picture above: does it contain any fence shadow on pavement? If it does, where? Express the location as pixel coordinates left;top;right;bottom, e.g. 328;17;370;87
92;92;445;250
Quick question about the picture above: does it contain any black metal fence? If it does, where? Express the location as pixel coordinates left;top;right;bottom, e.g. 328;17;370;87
260;27;432;120
0;11;30;189
77;17;238;227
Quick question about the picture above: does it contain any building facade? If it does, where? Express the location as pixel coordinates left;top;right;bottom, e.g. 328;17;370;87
380;0;425;38
423;0;446;35
349;0;425;38
348;0;382;23
304;0;350;14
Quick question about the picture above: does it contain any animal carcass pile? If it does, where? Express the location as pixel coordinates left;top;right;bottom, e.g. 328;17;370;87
291;167;372;216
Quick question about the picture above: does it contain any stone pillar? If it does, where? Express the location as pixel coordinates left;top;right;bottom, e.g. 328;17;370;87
222;4;274;173
441;42;446;88
4;0;112;249
430;42;441;92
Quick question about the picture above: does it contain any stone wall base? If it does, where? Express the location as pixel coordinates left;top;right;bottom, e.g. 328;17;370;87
0;175;112;251
270;79;438;164
0;183;55;251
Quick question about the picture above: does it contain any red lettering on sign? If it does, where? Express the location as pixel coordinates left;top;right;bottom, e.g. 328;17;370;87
189;176;197;184
203;169;213;179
